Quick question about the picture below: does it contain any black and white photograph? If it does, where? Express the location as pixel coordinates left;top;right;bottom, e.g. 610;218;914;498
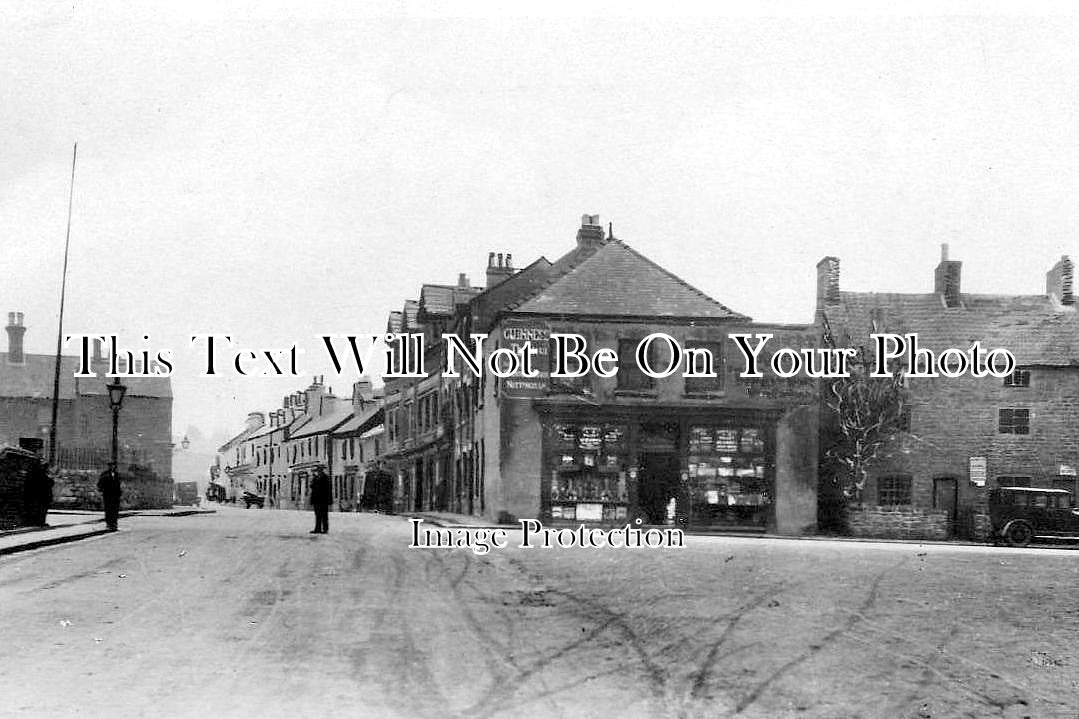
2;3;1079;717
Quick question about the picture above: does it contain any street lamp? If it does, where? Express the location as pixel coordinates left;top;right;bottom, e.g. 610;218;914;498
107;377;127;469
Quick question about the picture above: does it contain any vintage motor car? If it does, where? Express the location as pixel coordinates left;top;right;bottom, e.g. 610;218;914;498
242;491;265;509
988;486;1079;546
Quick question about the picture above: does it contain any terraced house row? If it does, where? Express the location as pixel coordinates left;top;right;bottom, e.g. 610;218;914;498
216;216;1078;540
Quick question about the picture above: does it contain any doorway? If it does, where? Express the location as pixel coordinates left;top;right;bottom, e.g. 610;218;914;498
638;452;681;525
933;476;958;538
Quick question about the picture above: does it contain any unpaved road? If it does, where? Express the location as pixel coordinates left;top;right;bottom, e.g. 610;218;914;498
1;508;1076;718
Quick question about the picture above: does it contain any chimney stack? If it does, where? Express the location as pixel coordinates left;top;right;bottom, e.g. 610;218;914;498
486;250;516;287
5;312;26;364
576;214;605;250
353;377;375;406
1047;255;1075;306
815;257;840;307
934;243;962;308
457;272;469;288
245;412;265;431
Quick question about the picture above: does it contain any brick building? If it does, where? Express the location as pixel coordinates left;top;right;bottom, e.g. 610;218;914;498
0;313;173;508
815;249;1079;540
382;216;820;534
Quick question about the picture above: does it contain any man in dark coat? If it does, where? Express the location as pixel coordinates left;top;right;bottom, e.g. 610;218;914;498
98;464;122;531
309;465;331;534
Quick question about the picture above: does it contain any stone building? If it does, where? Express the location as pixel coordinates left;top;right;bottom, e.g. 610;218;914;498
815;248;1079;540
382;216;820;534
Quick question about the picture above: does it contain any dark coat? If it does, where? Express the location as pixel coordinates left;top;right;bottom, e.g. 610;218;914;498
98;469;121;500
310;470;331;507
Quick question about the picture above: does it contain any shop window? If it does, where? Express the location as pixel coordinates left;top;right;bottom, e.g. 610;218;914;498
547;423;629;521
1004;369;1031;388
617;339;655;392
684;341;724;394
687;425;770;527
998;408;1030;435
877;475;912;506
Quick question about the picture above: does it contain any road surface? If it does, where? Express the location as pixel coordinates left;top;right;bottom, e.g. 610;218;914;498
1;507;1075;718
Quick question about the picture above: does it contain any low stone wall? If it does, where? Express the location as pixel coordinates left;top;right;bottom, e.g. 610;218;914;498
53;466;173;510
847;506;949;541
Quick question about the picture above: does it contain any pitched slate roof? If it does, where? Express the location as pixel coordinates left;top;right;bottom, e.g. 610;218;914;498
510;239;748;321
0;353;172;400
332;403;384;436
290;405;353;439
0;354;78;399
822;292;1079;366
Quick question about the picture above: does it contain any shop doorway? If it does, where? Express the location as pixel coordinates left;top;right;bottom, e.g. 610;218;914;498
638;452;681;524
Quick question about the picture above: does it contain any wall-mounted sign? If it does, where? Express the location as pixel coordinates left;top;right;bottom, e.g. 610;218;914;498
499;319;550;399
969;456;987;487
1060;464;1077;477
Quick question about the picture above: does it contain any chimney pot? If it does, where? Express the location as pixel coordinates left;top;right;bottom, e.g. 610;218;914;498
5;310;27;363
505;253;512;269
941;243;949;262
458;272;468;288
575;213;605;250
488;252;495;268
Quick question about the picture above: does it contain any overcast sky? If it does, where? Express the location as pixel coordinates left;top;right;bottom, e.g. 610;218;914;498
4;3;1078;443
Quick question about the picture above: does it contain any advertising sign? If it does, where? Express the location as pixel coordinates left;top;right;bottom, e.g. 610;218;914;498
499;319;550;399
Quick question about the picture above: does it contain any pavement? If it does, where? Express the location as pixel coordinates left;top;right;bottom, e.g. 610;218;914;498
0;507;216;555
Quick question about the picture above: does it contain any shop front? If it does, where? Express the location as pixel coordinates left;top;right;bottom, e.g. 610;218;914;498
538;406;781;532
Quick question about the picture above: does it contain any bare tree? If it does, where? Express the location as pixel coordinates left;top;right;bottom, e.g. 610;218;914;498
823;345;907;502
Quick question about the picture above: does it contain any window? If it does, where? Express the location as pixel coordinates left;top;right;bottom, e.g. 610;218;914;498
617;339;656;392
1004;369;1031;387
998;408;1030;434
997;475;1032;488
684;341;724;394
877;475;912;506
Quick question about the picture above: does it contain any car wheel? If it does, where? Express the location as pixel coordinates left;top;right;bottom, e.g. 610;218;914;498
1006;521;1033;547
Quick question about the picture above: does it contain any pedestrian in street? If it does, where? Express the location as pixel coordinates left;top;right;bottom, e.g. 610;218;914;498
98;463;122;531
309;465;331;534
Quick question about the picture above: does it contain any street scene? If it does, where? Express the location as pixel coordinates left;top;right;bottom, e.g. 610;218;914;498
3;508;1078;719
5;5;1079;719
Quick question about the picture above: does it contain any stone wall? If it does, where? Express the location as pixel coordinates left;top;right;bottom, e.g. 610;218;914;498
53;465;173;510
847;506;949;540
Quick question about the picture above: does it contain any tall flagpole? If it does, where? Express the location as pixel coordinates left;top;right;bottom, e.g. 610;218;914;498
49;143;78;466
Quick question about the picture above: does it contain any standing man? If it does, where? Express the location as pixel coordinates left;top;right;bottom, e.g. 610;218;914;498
309;464;331;534
98;463;121;531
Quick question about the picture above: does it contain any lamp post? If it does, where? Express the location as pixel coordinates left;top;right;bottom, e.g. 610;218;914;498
107;377;127;470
